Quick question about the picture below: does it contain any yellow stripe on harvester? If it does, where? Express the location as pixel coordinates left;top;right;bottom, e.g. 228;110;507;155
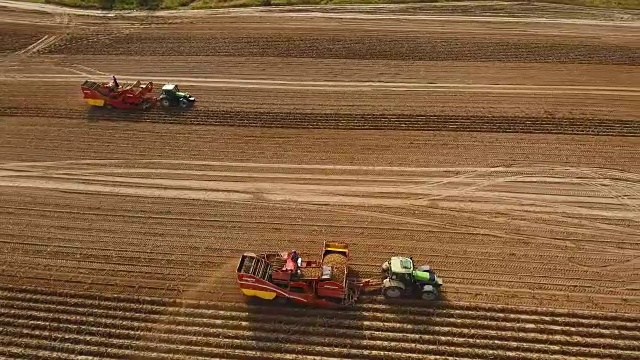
86;99;105;106
241;289;277;300
325;242;348;252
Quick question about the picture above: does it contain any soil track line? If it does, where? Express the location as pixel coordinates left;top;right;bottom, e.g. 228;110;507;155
4;74;640;96
245;11;640;27
2;161;637;243
72;64;109;76
15;36;51;55
3;160;638;176
9;34;64;56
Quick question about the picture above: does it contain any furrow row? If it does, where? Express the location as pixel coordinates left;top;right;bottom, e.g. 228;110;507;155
2;321;633;360
3;226;634;266
1;107;638;136
1;302;638;349
0;335;343;360
46;33;640;66
2;286;638;327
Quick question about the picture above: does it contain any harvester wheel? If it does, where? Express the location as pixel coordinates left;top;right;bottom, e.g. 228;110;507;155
140;100;152;111
275;296;289;305
383;286;403;299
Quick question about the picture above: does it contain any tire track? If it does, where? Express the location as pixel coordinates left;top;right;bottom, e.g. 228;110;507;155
6;73;640;95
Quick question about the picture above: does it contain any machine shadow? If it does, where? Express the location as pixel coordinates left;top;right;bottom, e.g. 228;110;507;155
239;265;451;359
84;106;195;124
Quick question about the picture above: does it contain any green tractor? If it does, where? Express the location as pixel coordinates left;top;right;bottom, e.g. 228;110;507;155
158;83;196;109
381;256;443;301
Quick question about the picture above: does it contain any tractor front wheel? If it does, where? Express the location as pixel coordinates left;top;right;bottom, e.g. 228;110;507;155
179;99;189;108
383;286;403;299
417;265;432;272
381;261;390;272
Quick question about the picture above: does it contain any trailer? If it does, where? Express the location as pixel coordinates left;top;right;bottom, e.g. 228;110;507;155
236;241;444;309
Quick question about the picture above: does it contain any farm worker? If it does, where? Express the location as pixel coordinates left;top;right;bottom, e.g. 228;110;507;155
108;75;119;92
291;250;302;267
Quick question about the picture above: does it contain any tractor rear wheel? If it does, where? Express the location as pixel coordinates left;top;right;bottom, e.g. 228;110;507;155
421;289;438;301
161;99;171;107
383;286;403;299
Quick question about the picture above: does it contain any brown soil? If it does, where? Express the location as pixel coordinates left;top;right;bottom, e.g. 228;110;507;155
0;2;639;359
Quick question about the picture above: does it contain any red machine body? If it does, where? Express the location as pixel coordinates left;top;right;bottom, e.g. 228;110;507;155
236;241;370;309
81;76;157;110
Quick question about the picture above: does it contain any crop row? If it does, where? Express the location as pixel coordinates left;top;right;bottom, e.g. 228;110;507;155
0;334;339;360
45;33;640;66
2;285;638;328
4;273;634;317
2;300;639;349
4;247;231;276
1;107;638;136
2;34;46;54
0;273;201;300
1;232;264;261
3;318;636;360
1;261;214;290
2;240;232;272
1;259;222;286
6;237;635;303
3;214;638;282
4;198;634;250
4;200;633;253
3;283;637;323
5;221;631;267
3;258;631;301
11;250;627;295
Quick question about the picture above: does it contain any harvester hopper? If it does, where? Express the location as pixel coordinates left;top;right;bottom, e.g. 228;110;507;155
236;241;359;309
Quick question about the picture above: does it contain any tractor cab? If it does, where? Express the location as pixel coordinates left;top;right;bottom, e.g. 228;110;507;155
388;256;414;284
382;256;443;301
158;83;196;108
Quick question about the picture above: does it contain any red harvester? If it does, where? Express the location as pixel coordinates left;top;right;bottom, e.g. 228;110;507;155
81;76;156;110
236;241;380;309
237;241;445;309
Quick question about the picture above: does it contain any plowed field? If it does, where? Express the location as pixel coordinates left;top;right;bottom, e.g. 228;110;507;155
0;1;639;359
